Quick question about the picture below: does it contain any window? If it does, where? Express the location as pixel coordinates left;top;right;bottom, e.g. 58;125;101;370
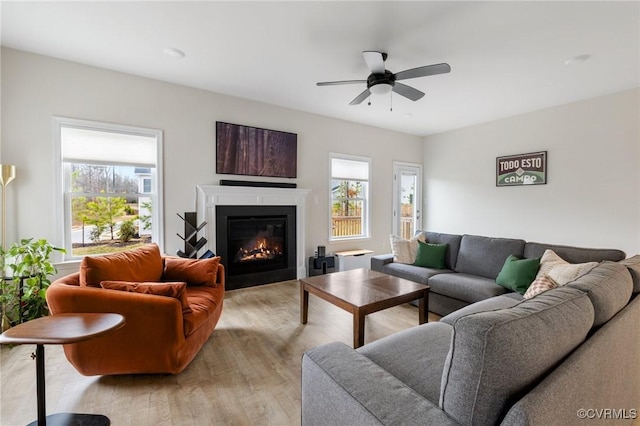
330;154;370;240
55;118;163;260
142;177;152;194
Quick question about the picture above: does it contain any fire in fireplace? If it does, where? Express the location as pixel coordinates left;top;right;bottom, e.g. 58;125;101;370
235;235;283;262
228;216;287;274
216;205;297;290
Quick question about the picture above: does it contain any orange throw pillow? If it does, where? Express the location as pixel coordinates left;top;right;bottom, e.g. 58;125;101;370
100;280;192;314
80;244;163;287
163;256;221;287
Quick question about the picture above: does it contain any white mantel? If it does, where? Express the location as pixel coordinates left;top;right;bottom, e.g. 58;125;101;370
196;185;311;279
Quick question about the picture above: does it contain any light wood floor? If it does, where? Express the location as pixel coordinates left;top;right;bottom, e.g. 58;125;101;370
0;280;438;425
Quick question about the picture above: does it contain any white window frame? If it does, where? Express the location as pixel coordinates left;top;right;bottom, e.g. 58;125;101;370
53;117;164;260
329;153;371;241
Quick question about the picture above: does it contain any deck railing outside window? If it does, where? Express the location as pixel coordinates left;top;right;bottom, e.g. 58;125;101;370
332;216;362;237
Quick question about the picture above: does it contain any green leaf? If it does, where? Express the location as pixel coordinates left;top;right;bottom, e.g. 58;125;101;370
2;237;63;322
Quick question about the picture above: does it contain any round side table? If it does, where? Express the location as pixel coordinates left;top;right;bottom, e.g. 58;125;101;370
0;313;125;426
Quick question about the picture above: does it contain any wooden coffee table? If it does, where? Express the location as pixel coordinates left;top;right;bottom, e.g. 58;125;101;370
300;268;429;348
0;313;125;426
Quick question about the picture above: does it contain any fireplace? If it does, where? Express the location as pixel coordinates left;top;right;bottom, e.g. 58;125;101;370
216;205;297;290
196;184;310;289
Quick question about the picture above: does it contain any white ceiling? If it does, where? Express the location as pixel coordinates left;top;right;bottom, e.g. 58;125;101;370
1;1;639;136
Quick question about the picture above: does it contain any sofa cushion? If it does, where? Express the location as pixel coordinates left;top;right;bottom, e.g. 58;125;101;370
390;233;425;264
100;280;191;315
303;342;459;426
618;255;640;294
524;242;625;263
454;235;526;279
495;255;540;294
428;272;509;304
439;286;594;425
80;243;163;287
183;285;225;336
414;241;447;269
163;256;221;286
440;295;521;325
563;262;633;327
357;322;453;404
376;262;453;285
423;232;463;270
502;292;524;301
536;250;597;285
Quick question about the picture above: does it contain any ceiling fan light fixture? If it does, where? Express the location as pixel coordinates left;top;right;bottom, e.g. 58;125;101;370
369;83;393;96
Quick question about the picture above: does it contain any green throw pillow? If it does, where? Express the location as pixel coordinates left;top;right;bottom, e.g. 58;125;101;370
414;241;448;269
496;255;541;294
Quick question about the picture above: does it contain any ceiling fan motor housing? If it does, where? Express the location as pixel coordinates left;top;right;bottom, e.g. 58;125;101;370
367;70;395;90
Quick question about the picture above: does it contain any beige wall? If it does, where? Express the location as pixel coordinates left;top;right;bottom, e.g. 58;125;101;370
423;88;640;256
0;47;423;266
4;46;637;268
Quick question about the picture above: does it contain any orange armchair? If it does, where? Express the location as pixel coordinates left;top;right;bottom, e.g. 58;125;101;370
46;245;224;375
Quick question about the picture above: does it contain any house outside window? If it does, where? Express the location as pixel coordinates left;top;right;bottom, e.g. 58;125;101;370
55;117;163;259
141;176;152;194
330;154;370;240
137;171;153;239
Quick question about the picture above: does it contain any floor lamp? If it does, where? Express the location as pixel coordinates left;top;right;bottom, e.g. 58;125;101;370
1;164;16;332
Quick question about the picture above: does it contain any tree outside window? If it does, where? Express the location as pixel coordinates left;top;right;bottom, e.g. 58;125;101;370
68;164;153;256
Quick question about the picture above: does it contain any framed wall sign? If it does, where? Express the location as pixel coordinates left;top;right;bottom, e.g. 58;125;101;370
496;151;547;186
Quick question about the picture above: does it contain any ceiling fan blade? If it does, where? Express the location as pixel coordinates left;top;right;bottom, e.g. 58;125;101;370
392;82;425;101
317;80;367;86
363;51;386;74
349;88;371;105
394;63;451;81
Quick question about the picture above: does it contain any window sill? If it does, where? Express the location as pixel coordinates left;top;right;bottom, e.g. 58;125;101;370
329;236;372;243
53;260;81;279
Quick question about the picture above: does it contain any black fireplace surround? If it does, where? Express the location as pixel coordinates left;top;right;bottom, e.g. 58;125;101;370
216;205;297;290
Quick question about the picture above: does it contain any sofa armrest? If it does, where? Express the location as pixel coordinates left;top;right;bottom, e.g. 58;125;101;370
302;342;459;426
371;253;394;270
47;281;184;341
46;281;186;375
216;263;225;289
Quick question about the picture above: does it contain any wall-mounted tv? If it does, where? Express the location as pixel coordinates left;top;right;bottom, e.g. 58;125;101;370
216;122;297;179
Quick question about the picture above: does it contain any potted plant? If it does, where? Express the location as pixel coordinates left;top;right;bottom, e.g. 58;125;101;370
1;238;65;328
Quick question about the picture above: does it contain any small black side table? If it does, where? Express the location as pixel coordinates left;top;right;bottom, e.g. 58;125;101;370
0;313;125;426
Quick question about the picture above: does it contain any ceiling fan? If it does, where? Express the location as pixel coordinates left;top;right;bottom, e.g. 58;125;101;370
317;51;451;105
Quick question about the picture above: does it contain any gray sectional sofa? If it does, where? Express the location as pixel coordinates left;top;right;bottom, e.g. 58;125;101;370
302;258;640;425
371;232;626;315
